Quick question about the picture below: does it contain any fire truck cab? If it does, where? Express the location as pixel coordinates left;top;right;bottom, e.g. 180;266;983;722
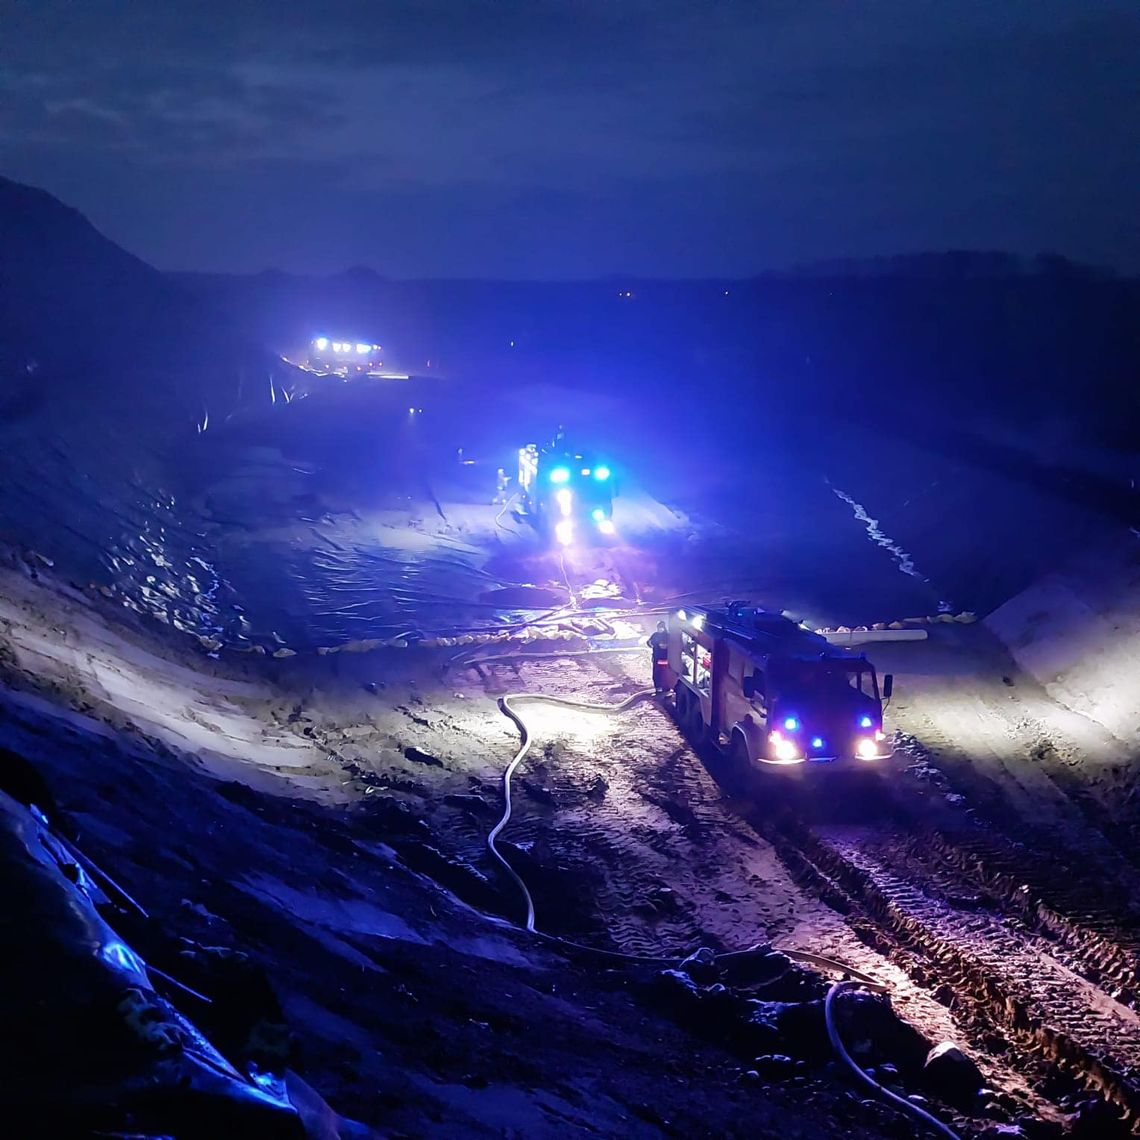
668;604;893;766
517;444;615;545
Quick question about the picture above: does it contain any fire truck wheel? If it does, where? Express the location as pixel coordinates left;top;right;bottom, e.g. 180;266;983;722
677;688;702;741
729;731;750;770
689;699;707;741
673;684;690;726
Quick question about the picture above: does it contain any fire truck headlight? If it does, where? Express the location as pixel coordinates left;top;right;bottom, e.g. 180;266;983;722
594;465;611;481
550;467;570;484
856;738;879;760
315;337;328;350
772;737;800;763
555;520;574;546
356;343;370;354
597;519;616;536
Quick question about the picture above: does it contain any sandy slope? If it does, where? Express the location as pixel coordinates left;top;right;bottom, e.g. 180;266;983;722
0;559;931;1137
988;534;1140;746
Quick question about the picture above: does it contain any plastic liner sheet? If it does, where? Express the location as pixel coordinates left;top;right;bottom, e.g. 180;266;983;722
0;787;304;1138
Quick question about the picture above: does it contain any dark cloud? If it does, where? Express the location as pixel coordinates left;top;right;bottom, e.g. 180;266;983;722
0;1;1136;275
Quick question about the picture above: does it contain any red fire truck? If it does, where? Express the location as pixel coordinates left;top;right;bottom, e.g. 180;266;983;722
668;603;893;766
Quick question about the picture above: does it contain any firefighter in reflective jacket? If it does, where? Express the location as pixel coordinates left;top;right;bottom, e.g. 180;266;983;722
648;621;672;695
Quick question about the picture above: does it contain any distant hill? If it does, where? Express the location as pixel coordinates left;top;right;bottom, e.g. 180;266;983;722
178;255;1140;449
0;175;294;422
777;250;1119;281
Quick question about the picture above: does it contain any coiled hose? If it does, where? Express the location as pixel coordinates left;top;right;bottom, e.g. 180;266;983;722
490;687;962;1140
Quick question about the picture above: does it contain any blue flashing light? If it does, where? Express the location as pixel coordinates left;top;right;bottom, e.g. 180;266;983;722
859;715;873;729
591;507;605;522
783;716;799;732
549;466;571;484
594;465;611;481
811;736;824;750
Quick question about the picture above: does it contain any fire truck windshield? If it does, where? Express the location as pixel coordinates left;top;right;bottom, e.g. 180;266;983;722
777;660;878;703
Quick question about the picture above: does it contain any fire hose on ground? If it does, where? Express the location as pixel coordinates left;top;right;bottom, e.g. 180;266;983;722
490;688;962;1140
827;981;961;1140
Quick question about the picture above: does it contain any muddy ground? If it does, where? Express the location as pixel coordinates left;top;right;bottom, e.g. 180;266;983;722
6;548;1140;1137
0;560;932;1138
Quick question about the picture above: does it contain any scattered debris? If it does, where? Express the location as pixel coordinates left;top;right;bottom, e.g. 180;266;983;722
402;744;444;768
923;1041;983;1106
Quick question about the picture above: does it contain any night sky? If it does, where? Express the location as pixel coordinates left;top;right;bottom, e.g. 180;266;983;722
2;1;1137;278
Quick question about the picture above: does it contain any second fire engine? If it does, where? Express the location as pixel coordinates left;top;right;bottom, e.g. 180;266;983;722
668;603;893;766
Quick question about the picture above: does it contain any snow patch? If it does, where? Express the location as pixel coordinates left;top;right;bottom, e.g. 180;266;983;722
829;484;929;583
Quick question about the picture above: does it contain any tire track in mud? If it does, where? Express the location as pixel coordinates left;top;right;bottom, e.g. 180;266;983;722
827;828;1140;1121
482;691;804;957
895;717;1140;1011
901;711;1140;898
753;781;1140;1126
529;731;728;956
610;728;812;954
901;831;1140;1009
